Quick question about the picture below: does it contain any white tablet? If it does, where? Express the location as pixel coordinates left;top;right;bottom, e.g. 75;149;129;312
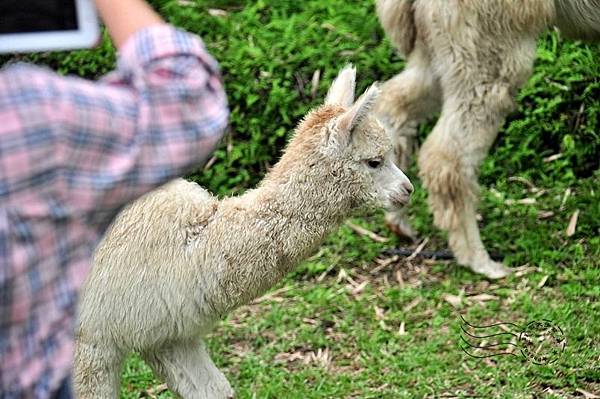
0;0;100;54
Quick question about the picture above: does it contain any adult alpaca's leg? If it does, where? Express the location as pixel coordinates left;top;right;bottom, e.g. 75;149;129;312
375;45;441;239
419;96;509;278
142;341;234;399
418;39;537;278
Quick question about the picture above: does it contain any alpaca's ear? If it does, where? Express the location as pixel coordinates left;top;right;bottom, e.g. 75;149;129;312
335;83;380;138
325;65;356;107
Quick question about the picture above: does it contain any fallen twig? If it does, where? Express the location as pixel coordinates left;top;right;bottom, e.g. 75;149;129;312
405;237;429;262
345;221;389;243
370;255;399;274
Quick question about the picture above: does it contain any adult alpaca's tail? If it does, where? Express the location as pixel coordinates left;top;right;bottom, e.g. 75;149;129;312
376;0;416;58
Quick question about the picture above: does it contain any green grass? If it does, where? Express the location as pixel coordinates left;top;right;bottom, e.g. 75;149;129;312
4;0;599;397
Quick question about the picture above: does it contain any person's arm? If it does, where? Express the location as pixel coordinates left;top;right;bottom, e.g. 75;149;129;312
63;24;229;228
94;0;165;49
3;27;227;232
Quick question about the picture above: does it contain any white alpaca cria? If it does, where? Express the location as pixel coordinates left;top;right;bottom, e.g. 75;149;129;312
73;66;413;399
375;0;599;279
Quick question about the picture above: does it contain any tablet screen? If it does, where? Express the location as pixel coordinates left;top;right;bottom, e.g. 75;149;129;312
0;0;78;34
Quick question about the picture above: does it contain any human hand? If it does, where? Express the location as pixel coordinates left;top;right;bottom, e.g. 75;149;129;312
94;0;164;48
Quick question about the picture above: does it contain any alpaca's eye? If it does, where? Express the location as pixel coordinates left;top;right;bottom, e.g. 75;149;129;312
366;158;383;169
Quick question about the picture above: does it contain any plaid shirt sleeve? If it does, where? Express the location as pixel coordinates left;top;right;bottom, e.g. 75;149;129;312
0;25;228;398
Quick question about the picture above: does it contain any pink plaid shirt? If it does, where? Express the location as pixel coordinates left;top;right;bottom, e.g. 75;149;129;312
0;25;228;398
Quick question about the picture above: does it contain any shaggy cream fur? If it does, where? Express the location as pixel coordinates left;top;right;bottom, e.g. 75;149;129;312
375;0;599;279
73;66;413;399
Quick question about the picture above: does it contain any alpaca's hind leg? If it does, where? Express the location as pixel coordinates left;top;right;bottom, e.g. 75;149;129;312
375;45;441;240
418;88;515;278
73;338;124;399
413;0;543;278
142;341;233;399
418;40;541;278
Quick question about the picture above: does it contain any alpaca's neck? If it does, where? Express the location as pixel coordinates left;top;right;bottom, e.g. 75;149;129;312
253;177;347;262
209;169;350;312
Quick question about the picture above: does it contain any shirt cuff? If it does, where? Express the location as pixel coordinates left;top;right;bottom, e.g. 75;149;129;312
115;24;220;75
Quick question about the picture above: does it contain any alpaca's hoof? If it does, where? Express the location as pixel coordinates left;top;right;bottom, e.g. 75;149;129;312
470;259;511;279
385;211;417;242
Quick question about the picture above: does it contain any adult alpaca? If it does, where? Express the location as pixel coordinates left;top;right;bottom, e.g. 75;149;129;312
73;66;413;398
375;0;599;278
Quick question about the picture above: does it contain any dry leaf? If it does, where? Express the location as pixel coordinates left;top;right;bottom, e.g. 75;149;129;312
403;297;422;312
371;256;399;274
395;269;405;288
505;198;536;205
518;198;537;205
537;275;549;289
543;153;563;162
576;388;600;399
490;188;503;199
566;209;580;237
398;321;406;335
508;176;536;189
442;293;462;308
337;268;351;284
374;306;385;320
321;22;336;31
498;324;512;333
338;50;356;57
351;281;369;295
306;348;331;369
513;264;537;277
274;351;305;363
345;221;388;243
537;210;554;220
560;188;572;210
468;294;498;302
142;383;168;398
252;285;292;304
382;274;390;287
311;69;321;99
208;8;228;17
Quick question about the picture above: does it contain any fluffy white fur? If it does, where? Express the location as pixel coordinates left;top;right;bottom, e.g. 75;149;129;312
375;0;599;279
73;66;413;399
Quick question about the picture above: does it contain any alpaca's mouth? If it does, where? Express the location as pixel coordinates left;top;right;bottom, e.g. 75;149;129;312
389;194;410;208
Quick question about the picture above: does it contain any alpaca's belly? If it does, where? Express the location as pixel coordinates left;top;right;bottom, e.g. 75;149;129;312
80;246;219;350
125;290;210;349
78;260;216;352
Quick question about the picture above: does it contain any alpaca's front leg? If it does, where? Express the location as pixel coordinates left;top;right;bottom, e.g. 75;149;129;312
142;341;234;399
375;45;441;240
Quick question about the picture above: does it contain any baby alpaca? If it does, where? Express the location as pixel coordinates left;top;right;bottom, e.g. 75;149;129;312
375;0;600;279
73;66;413;399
